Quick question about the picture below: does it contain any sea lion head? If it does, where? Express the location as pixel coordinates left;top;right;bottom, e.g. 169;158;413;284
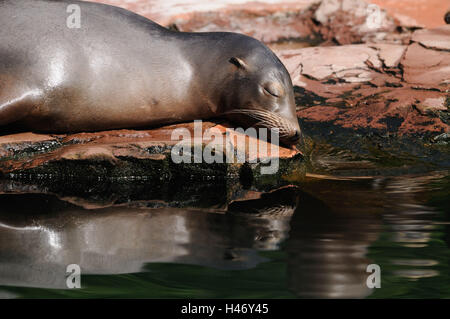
220;36;302;146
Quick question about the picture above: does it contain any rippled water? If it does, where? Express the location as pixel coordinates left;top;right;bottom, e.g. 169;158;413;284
0;171;448;298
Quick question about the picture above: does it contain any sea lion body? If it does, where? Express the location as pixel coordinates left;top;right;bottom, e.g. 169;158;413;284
0;0;301;143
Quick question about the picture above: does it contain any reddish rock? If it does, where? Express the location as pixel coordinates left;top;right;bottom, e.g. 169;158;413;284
94;0;320;43
277;26;450;137
368;0;449;29
402;43;450;86
96;0;318;26
0;122;301;177
93;0;449;31
311;0;410;45
91;0;412;44
411;26;450;50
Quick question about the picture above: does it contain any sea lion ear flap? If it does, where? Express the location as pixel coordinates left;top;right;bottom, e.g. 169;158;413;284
229;57;247;70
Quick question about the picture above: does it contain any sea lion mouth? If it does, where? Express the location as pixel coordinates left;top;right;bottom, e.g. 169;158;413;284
224;108;301;145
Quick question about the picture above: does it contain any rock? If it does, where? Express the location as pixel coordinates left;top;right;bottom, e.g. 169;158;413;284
368;0;450;28
411;26;450;50
402;43;450;86
96;0;321;43
98;0;319;26
311;0;409;45
92;0;413;45
277;26;450;172
0;122;304;189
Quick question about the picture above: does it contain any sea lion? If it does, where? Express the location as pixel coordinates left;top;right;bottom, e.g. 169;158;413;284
0;0;301;145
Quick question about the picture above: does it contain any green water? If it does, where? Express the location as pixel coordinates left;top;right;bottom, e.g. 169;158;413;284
0;172;448;299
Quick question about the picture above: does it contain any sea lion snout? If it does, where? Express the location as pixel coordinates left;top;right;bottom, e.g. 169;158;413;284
285;127;302;144
224;107;301;146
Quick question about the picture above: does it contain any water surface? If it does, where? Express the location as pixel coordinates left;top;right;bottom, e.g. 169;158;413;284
0;172;448;298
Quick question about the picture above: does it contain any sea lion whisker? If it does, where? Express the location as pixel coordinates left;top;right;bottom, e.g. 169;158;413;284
225;108;296;138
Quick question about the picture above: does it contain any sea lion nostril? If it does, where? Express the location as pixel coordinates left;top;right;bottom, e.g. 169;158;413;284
291;130;301;142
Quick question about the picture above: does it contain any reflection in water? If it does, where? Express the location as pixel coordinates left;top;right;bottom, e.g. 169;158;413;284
290;173;447;296
0;172;448;298
384;178;439;249
380;177;444;281
287;192;380;298
0;188;297;289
